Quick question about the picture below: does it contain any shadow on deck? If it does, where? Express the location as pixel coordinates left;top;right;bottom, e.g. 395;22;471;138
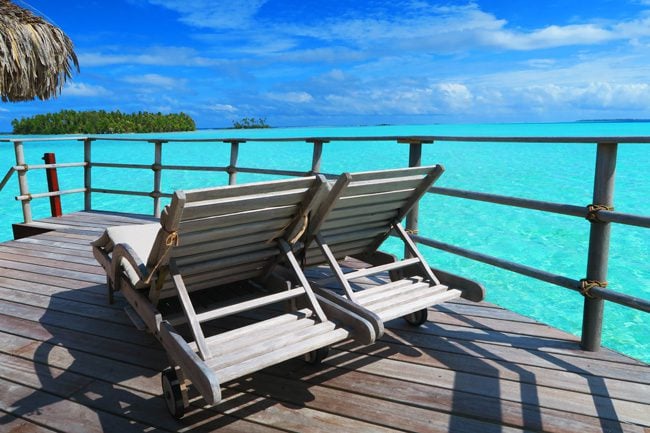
0;211;648;433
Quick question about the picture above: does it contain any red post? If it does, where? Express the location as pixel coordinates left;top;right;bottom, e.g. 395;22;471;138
42;152;62;217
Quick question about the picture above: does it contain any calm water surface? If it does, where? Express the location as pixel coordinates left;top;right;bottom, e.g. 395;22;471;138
1;122;648;362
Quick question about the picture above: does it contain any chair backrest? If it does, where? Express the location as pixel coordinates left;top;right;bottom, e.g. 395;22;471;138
303;166;444;266
148;176;326;298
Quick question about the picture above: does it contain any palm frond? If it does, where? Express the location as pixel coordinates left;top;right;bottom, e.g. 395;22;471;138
0;0;79;102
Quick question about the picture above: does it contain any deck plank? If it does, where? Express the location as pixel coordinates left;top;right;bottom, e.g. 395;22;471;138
0;211;648;433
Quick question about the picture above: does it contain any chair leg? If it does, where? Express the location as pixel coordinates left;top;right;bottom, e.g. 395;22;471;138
107;276;114;304
304;346;330;365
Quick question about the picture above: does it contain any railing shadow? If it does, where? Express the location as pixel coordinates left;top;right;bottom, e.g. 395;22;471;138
382;301;628;432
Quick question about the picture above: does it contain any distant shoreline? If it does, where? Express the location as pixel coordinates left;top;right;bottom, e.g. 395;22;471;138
577;119;650;123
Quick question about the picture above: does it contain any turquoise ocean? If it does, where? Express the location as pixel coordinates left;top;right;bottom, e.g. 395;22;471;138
0;122;648;362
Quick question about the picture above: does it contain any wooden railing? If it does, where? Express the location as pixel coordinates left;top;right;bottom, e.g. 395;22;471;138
1;134;649;352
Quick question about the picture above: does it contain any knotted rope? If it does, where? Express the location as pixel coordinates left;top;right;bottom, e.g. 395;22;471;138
579;279;607;298
586;204;614;223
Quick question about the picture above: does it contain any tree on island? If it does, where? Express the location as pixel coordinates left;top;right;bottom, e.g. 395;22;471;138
11;109;196;134
232;117;270;129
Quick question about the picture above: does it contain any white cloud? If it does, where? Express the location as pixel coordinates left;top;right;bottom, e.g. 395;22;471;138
63;82;111;97
489;24;616;50
122;74;183;89
206;104;237;113
526;59;557;69
520;82;650;110
148;0;268;29
436;83;474;111
79;47;216;67
268;4;650;56
265;91;313;103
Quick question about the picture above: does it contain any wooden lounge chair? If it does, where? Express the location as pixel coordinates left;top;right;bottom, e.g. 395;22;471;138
91;176;375;418
302;166;485;337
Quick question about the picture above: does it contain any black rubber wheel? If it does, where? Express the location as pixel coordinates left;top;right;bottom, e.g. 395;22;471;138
161;367;185;419
403;308;428;326
304;346;329;365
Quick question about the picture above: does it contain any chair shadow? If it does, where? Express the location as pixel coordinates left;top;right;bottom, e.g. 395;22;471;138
0;281;401;432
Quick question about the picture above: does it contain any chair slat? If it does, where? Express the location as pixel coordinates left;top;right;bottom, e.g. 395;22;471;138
183;177;316;202
195;287;306;324
342;166;434;182
178;205;295;233
341;176;422;197
180;218;290;246
182;190;307;220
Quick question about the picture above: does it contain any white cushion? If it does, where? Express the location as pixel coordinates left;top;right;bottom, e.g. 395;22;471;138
92;223;161;286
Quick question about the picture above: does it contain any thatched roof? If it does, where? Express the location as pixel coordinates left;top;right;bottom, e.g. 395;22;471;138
0;0;79;102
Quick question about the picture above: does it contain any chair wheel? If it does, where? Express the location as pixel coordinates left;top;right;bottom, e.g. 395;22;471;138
161;367;185;419
403;308;428;326
304;346;329;365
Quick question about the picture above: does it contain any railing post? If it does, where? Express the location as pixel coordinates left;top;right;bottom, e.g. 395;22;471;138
228;141;240;185
400;139;427;258
307;139;327;174
13;141;32;223
581;142;618;351
407;140;422;231
42;153;62;217
83;138;92;211
152;140;163;217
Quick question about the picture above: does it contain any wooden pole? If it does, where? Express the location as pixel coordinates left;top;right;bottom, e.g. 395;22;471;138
83;138;92;211
308;139;326;174
581;142;618;351
228;141;240;185
13;141;32;223
153;140;163;217
42;153;62;217
405;141;423;258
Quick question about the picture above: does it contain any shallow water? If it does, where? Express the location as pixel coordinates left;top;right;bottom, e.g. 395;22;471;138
1;122;648;362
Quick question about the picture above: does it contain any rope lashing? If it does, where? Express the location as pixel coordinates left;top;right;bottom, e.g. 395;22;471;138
266;214;309;245
405;228;419;235
143;229;178;284
579;279;607;298
289;214;309;244
165;231;179;247
586;204;614;223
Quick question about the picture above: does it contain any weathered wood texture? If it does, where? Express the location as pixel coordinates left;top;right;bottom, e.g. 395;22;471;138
1;211;648;433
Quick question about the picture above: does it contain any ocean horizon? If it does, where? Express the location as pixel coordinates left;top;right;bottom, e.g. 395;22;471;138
0;121;648;362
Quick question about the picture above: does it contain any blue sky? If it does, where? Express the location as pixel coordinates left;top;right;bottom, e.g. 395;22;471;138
3;0;650;130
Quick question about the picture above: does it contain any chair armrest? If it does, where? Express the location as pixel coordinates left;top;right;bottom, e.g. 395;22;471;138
112;242;149;287
315;290;383;342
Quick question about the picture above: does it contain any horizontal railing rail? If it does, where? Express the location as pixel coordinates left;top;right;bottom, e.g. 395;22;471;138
430;186;650;229
1;134;648;354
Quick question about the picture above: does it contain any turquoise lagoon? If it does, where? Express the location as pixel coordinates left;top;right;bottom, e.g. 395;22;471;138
1;122;648;362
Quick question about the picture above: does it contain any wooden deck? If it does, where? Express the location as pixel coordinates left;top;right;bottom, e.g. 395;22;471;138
0;211;648;433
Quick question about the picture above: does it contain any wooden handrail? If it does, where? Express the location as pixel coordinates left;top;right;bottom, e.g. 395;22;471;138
5;134;650;143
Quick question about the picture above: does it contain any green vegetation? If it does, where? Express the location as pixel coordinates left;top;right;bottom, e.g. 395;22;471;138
11;110;196;134
232;117;270;129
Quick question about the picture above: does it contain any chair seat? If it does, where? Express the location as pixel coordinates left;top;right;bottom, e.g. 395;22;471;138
92;223;160;286
203;310;349;383
354;278;462;323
